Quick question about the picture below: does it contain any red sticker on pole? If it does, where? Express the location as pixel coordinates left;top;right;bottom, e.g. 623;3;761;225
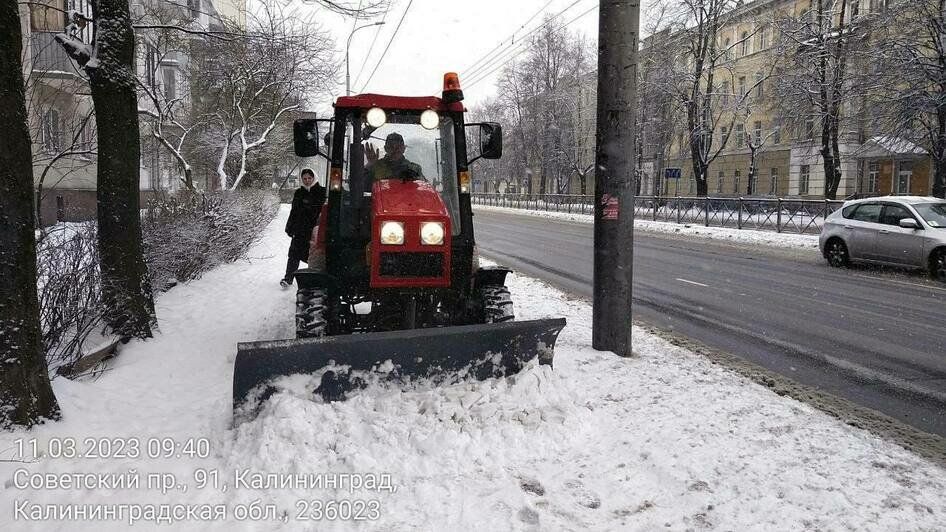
601;194;619;220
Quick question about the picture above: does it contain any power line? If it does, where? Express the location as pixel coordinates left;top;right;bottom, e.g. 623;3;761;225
459;0;556;78
351;0;392;88
357;0;413;93
463;2;597;91
463;0;586;82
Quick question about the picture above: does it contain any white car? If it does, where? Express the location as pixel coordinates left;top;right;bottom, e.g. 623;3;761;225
819;196;946;281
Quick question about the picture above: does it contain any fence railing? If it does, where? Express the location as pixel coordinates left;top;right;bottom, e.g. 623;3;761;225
471;193;845;235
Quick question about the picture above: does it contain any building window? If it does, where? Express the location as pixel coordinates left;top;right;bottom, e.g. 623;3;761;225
163;68;177;100
749;172;758;195
735;123;745;146
758;28;767;50
769;167;779;195
741;31;750;56
753;121;762;145
737;76;747;98
733;170;741;194
41;108;63;153
720;81;730;106
755;72;765;98
145;44;158;90
804;118;815;140
30;0;66;31
717;171;725;193
867;161;879;193
799;165;810;195
772;126;781;145
896;160;912;194
689;177;695;195
188;0;200;19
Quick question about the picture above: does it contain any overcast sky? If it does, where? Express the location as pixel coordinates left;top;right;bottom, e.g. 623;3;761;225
309;0;601;110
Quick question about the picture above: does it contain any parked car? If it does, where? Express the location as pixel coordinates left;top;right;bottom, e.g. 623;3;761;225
819;196;946;281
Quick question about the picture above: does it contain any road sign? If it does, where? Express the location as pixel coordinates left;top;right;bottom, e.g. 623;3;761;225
665;167;682;179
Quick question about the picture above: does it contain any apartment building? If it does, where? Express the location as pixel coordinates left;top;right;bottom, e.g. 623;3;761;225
20;0;246;224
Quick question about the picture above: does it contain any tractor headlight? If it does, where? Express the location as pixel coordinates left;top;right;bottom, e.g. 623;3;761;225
366;107;387;128
380;221;404;245
420;221;445;245
420;109;440;129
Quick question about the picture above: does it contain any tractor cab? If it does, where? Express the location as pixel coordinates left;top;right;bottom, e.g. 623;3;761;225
292;74;502;296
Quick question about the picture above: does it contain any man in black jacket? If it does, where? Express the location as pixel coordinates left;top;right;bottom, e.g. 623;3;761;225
281;168;325;287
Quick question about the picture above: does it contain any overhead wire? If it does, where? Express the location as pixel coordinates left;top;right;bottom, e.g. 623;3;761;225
357;0;414;93
462;0;586;83
458;0;556;79
463;0;597;91
351;0;392;89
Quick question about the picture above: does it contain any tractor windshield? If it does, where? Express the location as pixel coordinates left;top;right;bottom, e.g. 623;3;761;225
339;110;461;237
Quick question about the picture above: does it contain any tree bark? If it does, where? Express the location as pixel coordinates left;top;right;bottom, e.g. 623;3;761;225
87;0;156;338
935;104;946;198
0;0;61;428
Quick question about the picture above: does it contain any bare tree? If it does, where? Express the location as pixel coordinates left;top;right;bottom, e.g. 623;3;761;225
57;0;157;338
188;3;336;190
872;0;946;198
1;0;60;428
490;18;592;195
638;10;684;197
774;0;865;199
134;1;206;191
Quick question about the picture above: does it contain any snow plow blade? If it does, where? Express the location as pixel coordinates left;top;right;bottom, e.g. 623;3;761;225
232;318;566;413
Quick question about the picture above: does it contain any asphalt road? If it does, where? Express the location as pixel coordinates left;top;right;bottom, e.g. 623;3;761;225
473;208;946;437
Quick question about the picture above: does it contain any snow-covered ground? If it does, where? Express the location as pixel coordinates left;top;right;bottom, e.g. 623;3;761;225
473;204;822;251
3;206;944;531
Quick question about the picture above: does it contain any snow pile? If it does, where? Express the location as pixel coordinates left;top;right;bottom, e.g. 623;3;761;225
2;206;944;531
473;204;821;250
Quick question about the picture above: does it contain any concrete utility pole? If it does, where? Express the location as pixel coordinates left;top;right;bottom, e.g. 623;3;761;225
593;0;639;356
346;22;385;95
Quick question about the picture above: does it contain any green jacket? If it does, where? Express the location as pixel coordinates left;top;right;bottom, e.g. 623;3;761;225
367;157;424;181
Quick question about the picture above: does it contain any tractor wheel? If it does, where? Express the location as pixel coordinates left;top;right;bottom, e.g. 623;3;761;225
480;285;515;323
296;287;327;338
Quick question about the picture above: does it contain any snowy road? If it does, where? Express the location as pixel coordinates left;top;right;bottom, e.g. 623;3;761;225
2;205;946;530
473;207;946;438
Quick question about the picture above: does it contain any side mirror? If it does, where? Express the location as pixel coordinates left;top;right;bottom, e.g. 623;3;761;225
479;122;503;159
899;218;920;229
293;119;320;157
465;122;503;164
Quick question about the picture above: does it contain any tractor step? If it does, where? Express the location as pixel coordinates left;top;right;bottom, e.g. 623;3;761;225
232;318;566;417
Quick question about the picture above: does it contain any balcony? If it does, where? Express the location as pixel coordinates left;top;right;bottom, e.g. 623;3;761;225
30;32;80;74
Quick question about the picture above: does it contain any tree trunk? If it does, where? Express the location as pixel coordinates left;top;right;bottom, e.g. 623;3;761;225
0;0;61;428
88;0;156;338
934;106;946;198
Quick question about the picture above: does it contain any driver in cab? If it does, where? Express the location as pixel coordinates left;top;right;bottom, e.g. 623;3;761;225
365;132;424;181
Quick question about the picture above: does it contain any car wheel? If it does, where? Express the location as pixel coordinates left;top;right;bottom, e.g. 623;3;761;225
826;239;850;268
930;249;946;283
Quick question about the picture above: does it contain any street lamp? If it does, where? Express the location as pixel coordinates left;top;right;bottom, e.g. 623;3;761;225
346;21;385;96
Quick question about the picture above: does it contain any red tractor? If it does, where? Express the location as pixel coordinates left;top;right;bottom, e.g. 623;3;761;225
233;74;565;411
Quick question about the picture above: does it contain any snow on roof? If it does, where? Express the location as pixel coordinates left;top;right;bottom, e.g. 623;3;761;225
859;136;929;157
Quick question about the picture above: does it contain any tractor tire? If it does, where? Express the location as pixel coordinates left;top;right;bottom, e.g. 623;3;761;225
480;285;515;323
296;287;327;338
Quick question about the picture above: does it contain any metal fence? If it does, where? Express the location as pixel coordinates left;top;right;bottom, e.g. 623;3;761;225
471;193;845;235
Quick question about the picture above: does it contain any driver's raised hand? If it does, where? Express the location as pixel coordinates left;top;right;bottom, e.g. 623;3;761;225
364;142;379;166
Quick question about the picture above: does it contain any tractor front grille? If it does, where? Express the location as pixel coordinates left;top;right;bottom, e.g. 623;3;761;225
379;252;444;278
